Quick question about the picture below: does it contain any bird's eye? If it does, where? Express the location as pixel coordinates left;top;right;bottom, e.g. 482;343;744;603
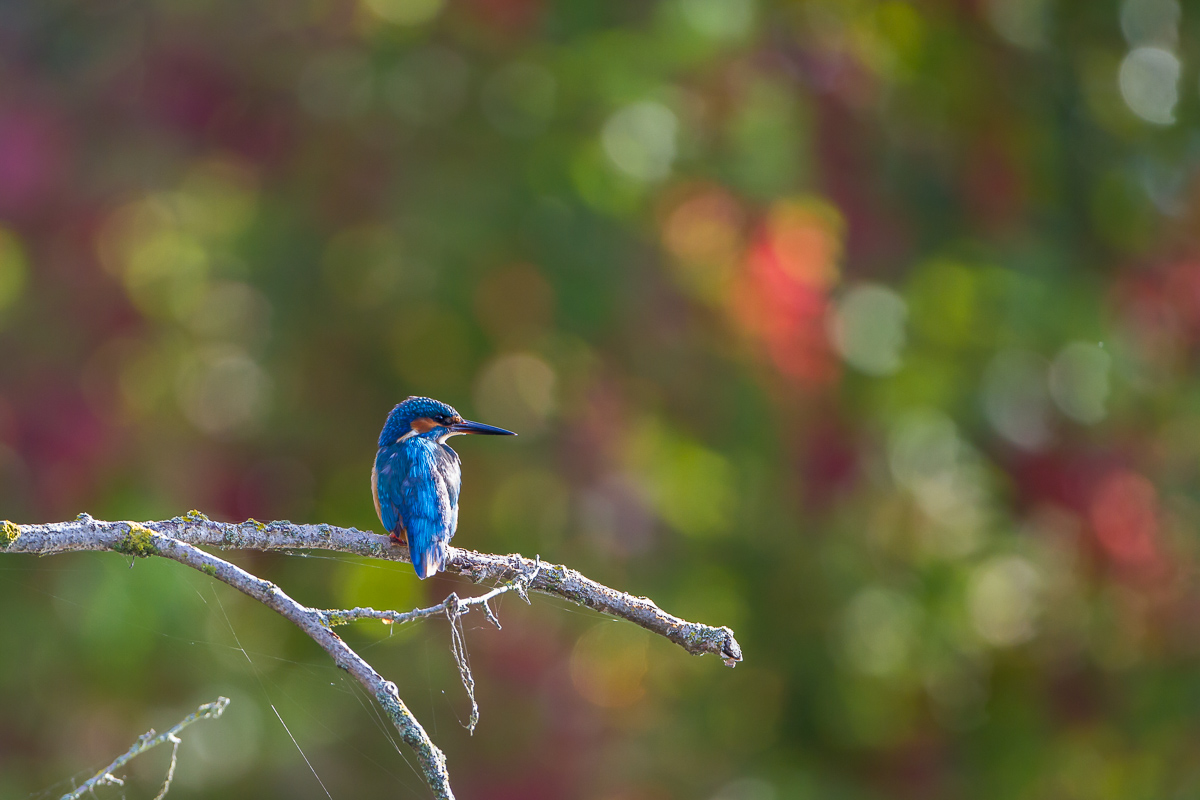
437;415;452;425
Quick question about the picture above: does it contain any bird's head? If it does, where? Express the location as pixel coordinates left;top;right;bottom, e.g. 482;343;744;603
379;396;516;447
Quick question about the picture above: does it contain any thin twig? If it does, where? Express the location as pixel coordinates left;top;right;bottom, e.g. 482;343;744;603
317;556;541;630
150;733;181;800
60;696;229;800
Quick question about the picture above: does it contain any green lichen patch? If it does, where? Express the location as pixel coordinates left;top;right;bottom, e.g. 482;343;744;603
278;523;303;539
201;563;217;577
115;522;158;558
184;509;210;523
0;520;19;548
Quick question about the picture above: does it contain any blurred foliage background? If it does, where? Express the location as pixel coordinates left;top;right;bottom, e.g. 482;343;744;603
2;0;1200;797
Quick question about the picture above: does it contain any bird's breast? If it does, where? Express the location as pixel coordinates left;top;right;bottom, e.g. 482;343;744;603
371;463;381;522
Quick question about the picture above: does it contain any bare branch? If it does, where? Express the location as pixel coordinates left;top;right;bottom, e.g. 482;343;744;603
2;515;743;665
169;531;453;796
60;696;228;800
4;516;744;798
9;520;455;797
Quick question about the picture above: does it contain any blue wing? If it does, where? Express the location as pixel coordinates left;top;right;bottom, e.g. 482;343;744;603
374;440;462;579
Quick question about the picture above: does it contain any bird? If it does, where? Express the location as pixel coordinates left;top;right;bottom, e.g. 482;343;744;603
372;396;516;579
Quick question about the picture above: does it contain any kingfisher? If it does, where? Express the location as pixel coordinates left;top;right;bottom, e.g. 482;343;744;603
373;396;516;579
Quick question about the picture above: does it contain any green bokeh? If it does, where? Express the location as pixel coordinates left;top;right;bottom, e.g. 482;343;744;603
3;0;1200;798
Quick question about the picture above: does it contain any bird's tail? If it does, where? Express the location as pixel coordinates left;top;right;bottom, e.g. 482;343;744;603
412;539;448;580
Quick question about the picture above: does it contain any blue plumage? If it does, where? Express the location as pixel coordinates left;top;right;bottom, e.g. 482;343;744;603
372;396;515;579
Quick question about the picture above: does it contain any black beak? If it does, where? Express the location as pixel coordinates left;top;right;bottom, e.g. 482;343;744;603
448;419;517;436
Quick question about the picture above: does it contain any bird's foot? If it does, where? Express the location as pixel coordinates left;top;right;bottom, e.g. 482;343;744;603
388;531;408;547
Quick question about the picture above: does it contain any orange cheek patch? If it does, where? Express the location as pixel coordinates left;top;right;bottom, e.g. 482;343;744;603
410;417;439;434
